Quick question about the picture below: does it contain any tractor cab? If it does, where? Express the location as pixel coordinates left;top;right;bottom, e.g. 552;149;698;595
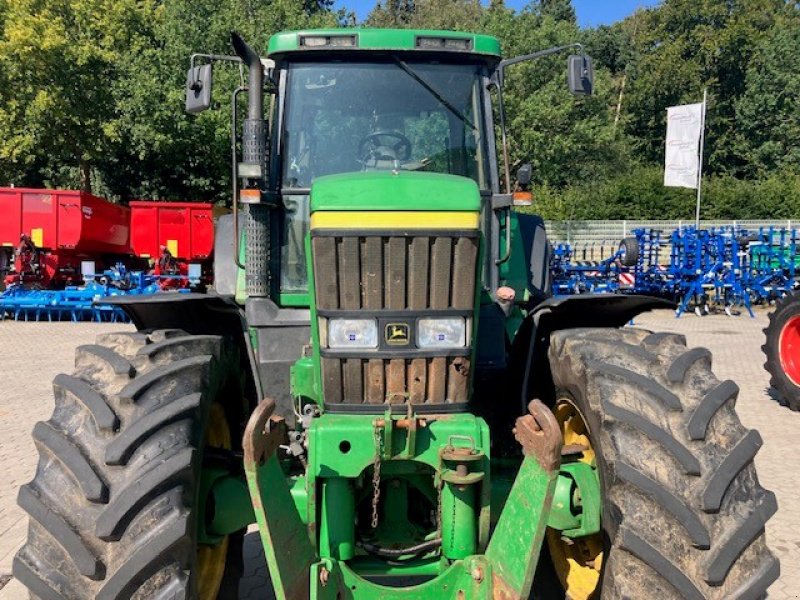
272;32;498;294
186;30;592;304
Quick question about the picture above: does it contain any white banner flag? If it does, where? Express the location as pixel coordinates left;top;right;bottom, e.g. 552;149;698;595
664;102;704;189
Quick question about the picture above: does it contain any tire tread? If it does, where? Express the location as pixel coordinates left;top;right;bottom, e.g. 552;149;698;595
548;327;779;599
13;329;240;600
32;421;107;503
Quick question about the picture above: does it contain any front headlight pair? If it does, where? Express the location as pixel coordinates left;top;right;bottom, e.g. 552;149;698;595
327;317;467;349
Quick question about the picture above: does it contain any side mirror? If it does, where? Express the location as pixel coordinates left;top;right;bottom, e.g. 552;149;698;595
517;163;532;188
567;55;593;95
185;63;213;114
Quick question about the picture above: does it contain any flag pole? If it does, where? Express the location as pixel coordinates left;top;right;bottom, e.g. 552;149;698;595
695;88;707;227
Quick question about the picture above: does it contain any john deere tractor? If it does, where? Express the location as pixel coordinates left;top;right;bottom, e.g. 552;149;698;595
14;29;778;599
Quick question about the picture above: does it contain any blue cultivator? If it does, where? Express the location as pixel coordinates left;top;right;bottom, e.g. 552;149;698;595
0;267;165;322
550;242;627;295
551;225;800;317
629;228;673;297
669;227;753;317
746;226;799;302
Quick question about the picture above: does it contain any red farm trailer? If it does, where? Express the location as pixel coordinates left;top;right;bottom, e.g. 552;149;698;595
128;201;215;288
0;188;133;288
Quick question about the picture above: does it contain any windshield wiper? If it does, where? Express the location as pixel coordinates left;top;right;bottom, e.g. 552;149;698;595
391;57;477;131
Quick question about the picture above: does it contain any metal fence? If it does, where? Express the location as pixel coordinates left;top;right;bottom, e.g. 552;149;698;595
545;219;799;263
545;219;798;245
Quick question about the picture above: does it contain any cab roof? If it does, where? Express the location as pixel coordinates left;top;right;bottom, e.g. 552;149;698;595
267;28;502;59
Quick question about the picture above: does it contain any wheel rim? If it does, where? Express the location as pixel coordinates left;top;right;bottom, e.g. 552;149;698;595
197;403;231;600
545;400;604;600
779;315;800;387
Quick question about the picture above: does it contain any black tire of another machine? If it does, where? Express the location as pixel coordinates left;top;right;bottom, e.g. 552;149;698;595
618;237;639;267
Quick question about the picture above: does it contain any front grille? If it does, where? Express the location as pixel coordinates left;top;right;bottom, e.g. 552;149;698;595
312;232;478;406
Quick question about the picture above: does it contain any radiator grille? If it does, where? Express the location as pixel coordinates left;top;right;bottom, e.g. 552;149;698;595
312;233;478;406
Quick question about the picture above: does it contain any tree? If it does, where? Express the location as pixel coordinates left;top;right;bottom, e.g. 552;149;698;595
0;0;341;200
0;0;795;218
539;0;576;24
619;0;789;174
108;0;342;203
366;0;416;27
0;0;160;192
734;11;800;176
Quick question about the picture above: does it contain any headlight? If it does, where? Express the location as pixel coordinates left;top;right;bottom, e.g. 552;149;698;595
328;318;378;349
417;317;467;349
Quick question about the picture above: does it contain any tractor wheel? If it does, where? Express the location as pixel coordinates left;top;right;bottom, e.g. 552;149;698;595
13;329;245;599
618;237;638;267
763;292;800;411
546;328;778;599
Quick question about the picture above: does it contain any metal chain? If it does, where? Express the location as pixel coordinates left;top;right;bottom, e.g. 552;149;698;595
371;424;383;529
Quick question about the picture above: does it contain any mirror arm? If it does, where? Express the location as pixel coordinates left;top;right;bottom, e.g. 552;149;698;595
189;53;242;88
495;42;586;191
190;53;242;69
494;79;512;195
493;42;584;266
497;43;584;85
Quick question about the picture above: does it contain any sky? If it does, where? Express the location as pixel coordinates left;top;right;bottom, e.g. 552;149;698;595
337;0;662;26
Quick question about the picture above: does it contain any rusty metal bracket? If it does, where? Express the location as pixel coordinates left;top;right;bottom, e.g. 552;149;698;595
513;399;562;472
243;397;288;467
484;399;563;599
243;397;315;600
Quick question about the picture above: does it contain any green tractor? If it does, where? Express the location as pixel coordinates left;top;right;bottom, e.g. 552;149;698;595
14;29;778;600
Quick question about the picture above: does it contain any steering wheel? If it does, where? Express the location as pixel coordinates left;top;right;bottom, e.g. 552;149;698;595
358;130;412;164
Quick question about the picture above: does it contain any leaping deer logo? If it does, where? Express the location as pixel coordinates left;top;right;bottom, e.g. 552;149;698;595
385;323;410;345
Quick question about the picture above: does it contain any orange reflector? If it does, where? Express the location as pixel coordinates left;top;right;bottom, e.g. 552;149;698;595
513;191;533;206
240;189;261;203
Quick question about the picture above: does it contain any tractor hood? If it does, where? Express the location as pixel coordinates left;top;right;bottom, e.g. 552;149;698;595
309;171;481;213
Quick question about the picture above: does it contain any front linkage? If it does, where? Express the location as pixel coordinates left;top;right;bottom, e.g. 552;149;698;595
243;398;585;599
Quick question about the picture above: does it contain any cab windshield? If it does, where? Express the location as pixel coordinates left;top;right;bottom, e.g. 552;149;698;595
281;59;490;190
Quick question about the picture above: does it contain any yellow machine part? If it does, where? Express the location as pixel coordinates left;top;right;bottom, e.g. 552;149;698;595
546;400;604;599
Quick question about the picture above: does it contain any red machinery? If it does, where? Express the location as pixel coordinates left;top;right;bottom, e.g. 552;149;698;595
0;189;216;290
128;200;215;288
0;188;133;288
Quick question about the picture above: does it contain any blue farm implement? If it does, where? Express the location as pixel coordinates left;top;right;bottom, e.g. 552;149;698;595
550;225;800;317
668;227;753;317
0;268;171;322
550;241;630;295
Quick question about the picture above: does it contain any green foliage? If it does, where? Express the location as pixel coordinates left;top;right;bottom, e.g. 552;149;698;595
0;0;339;199
598;0;794;176
526;166;800;221
733;10;800;177
0;0;162;191
367;0;416;27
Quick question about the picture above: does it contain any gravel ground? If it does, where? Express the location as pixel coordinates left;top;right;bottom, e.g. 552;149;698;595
0;309;797;598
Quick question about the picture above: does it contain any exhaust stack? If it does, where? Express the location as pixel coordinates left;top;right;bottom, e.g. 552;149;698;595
231;32;270;298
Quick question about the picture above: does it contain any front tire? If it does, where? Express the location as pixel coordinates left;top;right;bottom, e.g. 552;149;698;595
13;329;245;599
547;327;779;599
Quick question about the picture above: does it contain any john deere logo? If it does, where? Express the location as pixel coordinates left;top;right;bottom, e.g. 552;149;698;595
385;323;410;345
